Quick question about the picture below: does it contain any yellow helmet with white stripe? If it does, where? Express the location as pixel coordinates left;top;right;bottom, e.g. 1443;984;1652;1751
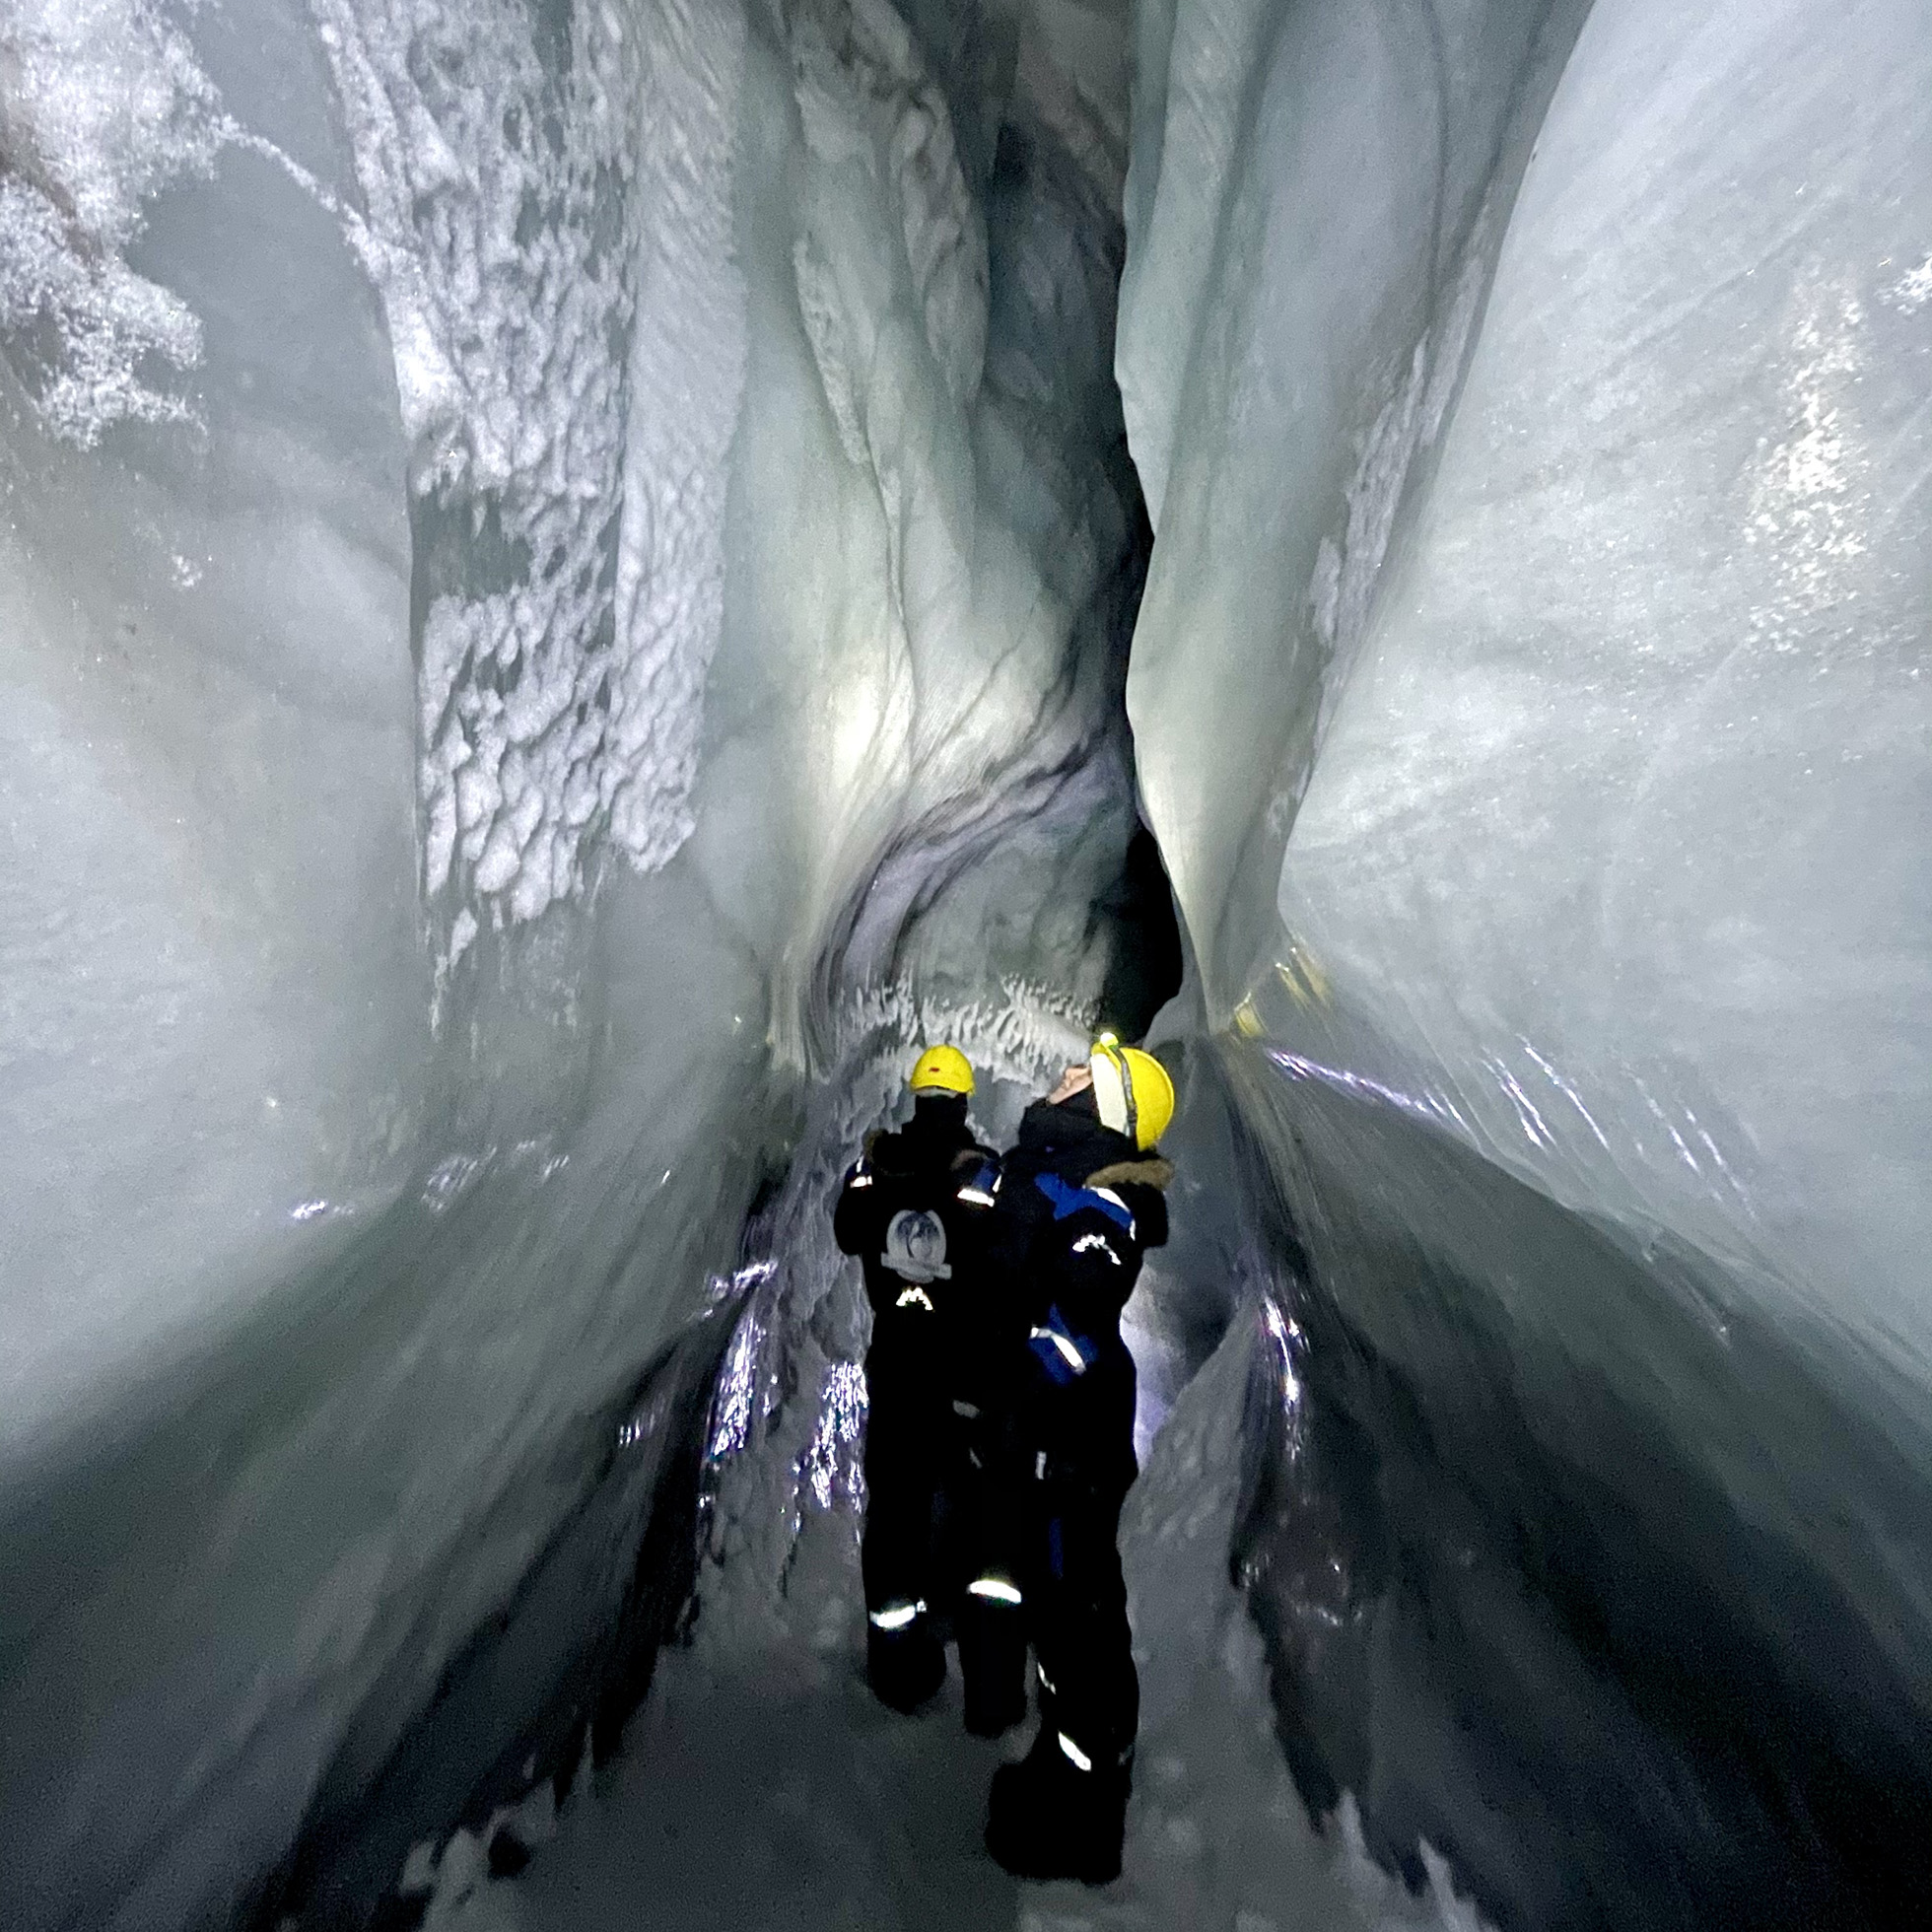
1088;1034;1175;1150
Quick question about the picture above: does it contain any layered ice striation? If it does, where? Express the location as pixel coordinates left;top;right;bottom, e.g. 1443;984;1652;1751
1123;0;1932;1921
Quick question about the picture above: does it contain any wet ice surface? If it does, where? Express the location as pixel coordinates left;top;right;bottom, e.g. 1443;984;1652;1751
437;1309;1487;1932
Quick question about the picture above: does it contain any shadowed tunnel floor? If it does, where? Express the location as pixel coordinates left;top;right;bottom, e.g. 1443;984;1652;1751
435;1312;1484;1932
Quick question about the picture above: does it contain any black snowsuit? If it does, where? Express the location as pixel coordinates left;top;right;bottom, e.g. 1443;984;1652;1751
832;1092;1006;1716
983;1090;1171;1882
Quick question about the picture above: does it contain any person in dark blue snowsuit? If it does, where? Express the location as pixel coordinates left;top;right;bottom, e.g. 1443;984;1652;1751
982;1037;1175;1886
832;1045;1021;1731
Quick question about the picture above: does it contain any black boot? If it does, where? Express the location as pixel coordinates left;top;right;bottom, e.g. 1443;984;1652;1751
957;1599;1027;1738
962;1658;1027;1739
866;1622;945;1714
985;1728;1130;1885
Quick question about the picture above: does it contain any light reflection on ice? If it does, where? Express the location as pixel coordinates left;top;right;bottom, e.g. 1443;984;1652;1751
706;1311;763;1465
1634;1076;1705;1177
799;1360;868;1514
703;1260;782;1467
1518;1040;1612;1151
1265;1047;1463;1135
421;1153;483;1210
1886;253;1932;313
1483;1053;1552;1150
705;1257;775;1313
1259;1293;1303;1418
289;1198;358;1225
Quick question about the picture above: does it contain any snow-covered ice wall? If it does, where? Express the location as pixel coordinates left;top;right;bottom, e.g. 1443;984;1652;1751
0;1;1159;1924
1122;0;1932;1920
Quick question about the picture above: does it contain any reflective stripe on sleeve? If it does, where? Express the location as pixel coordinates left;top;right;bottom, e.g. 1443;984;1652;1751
1030;1325;1086;1373
868;1599;927;1631
1070;1230;1122;1267
1057;1732;1093;1772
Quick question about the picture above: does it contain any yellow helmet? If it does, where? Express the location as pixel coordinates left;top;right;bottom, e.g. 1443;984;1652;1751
1088;1034;1175;1150
908;1043;975;1096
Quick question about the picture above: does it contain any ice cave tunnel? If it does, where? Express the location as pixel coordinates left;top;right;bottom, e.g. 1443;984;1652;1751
1;0;1929;1927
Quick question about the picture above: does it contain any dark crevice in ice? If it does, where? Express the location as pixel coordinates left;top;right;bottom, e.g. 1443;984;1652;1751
1091;821;1184;1043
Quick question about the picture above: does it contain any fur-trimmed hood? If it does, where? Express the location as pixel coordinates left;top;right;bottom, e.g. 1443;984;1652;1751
1084;1157;1174;1192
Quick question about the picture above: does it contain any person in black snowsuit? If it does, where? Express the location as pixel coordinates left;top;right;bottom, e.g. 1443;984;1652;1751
982;1036;1175;1886
832;1045;1023;1730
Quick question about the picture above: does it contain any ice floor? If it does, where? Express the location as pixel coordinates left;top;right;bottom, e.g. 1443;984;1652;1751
433;1309;1485;1932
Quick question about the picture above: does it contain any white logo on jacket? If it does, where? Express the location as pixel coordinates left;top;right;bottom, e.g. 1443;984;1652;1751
882;1208;951;1281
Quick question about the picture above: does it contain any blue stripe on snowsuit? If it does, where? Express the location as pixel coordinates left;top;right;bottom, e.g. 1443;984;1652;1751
1029;1303;1098;1384
1035;1172;1134;1229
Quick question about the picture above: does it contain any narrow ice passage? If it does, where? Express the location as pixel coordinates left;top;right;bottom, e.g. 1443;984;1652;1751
434;1279;1483;1932
1;1;1929;1930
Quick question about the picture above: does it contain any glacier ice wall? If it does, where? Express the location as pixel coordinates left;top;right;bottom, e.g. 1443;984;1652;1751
1121;0;1589;979
2;0;428;1460
1122;0;1932;1920
8;0;1928;1924
0;1;1158;1926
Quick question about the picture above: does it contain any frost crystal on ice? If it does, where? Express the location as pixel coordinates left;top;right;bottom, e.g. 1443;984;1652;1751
4;0;748;951
707;1301;766;1465
310;0;746;955
0;0;222;443
798;1357;867;1513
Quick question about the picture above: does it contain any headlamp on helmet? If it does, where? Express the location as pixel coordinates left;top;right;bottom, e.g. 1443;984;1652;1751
1088;1035;1175;1150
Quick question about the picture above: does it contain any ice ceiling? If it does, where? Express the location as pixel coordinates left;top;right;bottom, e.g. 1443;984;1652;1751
0;1;1927;1928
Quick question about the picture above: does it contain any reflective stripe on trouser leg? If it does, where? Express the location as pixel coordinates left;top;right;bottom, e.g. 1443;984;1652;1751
1056;1728;1132;1774
966;1573;1022;1606
859;1389;941;1642
1025;1486;1138;1772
